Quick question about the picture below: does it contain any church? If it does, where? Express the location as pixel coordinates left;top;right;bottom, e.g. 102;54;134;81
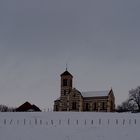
54;69;115;112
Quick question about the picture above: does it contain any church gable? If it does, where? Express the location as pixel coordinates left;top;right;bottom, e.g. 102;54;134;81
107;89;115;112
67;88;83;111
108;89;115;99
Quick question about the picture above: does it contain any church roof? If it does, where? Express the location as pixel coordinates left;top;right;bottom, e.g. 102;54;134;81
61;70;73;77
55;97;60;101
81;90;110;98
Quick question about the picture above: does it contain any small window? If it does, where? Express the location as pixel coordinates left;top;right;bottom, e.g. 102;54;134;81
72;102;77;110
111;101;113;111
70;79;72;87
94;103;96;110
64;90;66;95
55;105;58;111
63;79;67;86
86;103;89;111
102;102;105;110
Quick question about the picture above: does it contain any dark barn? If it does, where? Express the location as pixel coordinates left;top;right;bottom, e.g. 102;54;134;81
16;101;41;112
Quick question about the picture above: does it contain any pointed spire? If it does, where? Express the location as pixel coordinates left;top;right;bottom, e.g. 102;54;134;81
61;63;73;77
66;63;68;71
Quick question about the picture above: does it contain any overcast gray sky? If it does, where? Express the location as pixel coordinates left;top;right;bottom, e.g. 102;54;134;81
0;0;140;110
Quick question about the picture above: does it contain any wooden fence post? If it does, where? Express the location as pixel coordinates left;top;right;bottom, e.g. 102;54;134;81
129;119;131;125
116;119;118;125
59;120;61;125
68;118;70;125
107;119;110;125
17;120;19;125
40;120;42;125
51;120;53;125
99;119;101;125
134;119;136;125
10;119;13;125
24;119;26;125
84;120;86;125
76;120;78;125
4;119;6;125
91;120;93;125
35;119;37;125
123;119;125;125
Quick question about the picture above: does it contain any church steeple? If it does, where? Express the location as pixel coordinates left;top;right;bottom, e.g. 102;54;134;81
60;69;73;96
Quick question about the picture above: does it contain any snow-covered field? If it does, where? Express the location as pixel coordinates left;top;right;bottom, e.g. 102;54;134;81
0;112;139;140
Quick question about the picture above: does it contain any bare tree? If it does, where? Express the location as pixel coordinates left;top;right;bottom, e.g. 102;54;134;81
0;105;16;112
129;86;140;112
116;100;133;112
0;105;8;112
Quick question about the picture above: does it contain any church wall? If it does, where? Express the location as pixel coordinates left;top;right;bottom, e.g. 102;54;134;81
83;97;108;112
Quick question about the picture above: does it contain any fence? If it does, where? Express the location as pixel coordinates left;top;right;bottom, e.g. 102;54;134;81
0;118;137;127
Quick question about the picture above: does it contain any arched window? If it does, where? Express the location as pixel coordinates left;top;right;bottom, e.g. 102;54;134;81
63;79;67;86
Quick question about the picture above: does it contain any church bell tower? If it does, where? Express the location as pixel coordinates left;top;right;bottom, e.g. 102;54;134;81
60;69;73;97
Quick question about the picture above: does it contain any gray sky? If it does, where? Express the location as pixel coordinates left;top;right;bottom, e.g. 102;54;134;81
0;0;140;110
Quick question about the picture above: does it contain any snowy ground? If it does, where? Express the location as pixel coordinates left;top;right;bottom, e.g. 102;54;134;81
0;112;139;140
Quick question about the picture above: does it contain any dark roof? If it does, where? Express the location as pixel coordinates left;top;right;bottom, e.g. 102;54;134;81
60;70;73;77
16;101;41;112
32;105;41;111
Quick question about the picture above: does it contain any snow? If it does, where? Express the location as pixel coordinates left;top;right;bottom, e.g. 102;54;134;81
81;90;109;97
0;112;139;140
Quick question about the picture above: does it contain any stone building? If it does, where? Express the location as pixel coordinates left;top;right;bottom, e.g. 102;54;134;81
54;70;115;112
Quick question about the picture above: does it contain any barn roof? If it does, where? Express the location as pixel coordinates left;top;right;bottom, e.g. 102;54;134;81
16;101;41;112
81;90;110;98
